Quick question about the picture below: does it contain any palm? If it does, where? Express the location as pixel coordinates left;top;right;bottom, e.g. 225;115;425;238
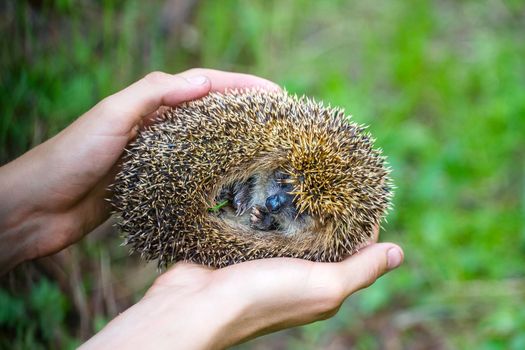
140;238;396;349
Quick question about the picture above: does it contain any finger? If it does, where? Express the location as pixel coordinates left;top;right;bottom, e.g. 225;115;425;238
93;71;212;133
142;69;281;128
336;243;403;295
178;68;281;92
93;69;280;136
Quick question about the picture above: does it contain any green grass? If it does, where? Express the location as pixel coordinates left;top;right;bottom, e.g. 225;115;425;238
1;0;525;349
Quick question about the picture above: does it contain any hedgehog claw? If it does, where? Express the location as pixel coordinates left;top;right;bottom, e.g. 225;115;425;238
235;202;249;216
250;205;274;231
232;178;254;216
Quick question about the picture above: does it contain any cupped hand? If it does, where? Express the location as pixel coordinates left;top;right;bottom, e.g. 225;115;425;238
81;238;404;350
0;69;279;273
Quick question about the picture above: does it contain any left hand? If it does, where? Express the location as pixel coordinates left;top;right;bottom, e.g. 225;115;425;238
0;69;280;274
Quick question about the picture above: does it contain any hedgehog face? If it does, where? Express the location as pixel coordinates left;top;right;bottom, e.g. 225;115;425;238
215;169;314;236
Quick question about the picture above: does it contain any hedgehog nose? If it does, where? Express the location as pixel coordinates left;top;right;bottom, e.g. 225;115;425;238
265;193;287;213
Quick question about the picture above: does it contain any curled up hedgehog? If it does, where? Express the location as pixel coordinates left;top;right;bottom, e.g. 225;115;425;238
110;90;392;268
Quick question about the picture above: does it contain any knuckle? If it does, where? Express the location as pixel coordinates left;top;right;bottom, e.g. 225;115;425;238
182;67;204;76
96;95;118;114
305;267;346;316
144;71;171;84
92;96;129;128
311;284;345;316
151;271;172;289
325;283;345;305
317;305;341;320
325;285;346;308
360;264;382;289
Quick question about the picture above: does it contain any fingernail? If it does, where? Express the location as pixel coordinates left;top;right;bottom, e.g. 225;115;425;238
186;75;208;85
387;247;403;270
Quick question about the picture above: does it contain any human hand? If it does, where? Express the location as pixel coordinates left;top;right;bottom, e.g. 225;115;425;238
81;237;404;349
0;69;279;273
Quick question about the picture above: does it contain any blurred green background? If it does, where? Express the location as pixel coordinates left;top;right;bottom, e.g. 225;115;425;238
1;0;524;349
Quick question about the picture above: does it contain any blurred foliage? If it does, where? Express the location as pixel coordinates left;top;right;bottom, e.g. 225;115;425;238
1;0;525;349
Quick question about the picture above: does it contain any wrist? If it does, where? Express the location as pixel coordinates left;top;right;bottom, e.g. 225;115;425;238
81;277;246;350
0;152;50;273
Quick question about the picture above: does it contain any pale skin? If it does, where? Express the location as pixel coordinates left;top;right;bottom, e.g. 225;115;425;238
0;68;404;349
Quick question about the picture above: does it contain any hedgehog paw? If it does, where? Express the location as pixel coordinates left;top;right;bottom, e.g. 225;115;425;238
250;205;274;231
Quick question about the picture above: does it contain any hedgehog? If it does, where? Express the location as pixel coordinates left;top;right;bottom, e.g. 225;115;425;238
110;89;392;268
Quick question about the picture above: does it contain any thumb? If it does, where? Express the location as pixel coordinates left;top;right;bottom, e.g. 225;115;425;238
339;243;404;295
91;71;211;136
